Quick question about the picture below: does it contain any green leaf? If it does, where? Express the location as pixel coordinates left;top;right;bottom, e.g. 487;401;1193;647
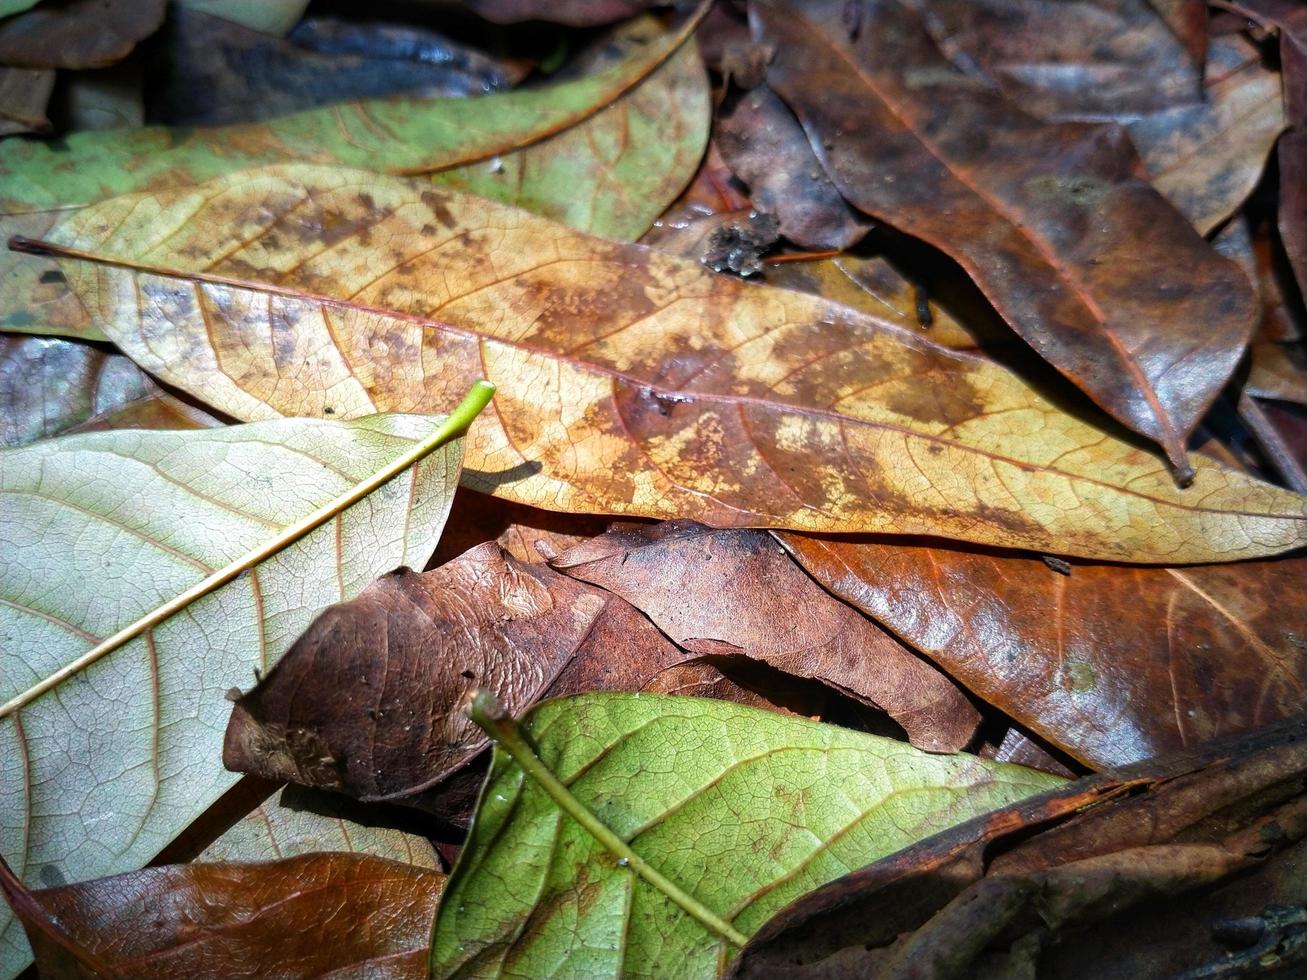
431;22;709;240
0;1;39;19
0;12;702;340
176;0;309;36
431;693;1066;979
0;409;476;979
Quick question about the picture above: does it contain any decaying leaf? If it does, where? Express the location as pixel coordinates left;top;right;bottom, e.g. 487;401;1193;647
551;522;980;751
0;0;165;69
902;0;1204;121
0;852;441;980
716;85;870;251
0;12;702;340
779;532;1307;768
1128;34;1286;234
26;163;1307;562
731;715;1307;979
0;334;156;448
0;412;468;976
755;0;1258;475
430;693;1065;978
0;68;53;137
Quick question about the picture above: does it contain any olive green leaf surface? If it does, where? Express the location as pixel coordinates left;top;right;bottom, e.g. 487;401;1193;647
430;693;1066;978
0;11;703;341
0;413;467;978
28;164;1307;562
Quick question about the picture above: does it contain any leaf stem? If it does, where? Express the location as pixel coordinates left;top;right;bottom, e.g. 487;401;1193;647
469;689;750;948
0;382;495;721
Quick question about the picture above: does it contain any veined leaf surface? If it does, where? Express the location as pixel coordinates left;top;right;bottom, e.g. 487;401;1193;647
33;163;1307;562
0;413;466;978
430;693;1065;978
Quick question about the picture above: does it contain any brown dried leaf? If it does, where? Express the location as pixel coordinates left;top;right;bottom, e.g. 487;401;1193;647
756;0;1258;475
551;521;981;752
0;0;165;69
0;67;53;136
32;164;1307;562
717;85;871;251
731;716;1307;979
903;0;1204;121
780;532;1307;768
0;852;441;979
1128;34;1286;234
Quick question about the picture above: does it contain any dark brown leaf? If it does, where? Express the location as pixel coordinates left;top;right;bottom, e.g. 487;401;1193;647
717;85;871;250
903;0;1204;121
779;532;1307;768
0;852;441;979
0;0;165;70
431;487;616;567
150;8;519;127
755;0;1258;475
550;521;981;752
731;715;1307;979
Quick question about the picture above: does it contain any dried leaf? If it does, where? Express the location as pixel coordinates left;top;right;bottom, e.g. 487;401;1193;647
0;68;52;136
779;532;1307;768
0;334;155;448
550;522;980;752
430;693;1065;977
1128;34;1286;234
756;0;1258;474
903;0;1203;121
0;0;165;69
731;716;1307;979
717;85;870;250
0;413;467;976
29;163;1307;562
0;852;441;979
0;14;701;340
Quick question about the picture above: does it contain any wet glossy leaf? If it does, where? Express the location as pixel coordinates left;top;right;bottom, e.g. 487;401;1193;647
30;163;1307;562
0;14;699;340
429;693;1065;978
1128;34;1286;234
550;522;980;751
732;715;1307;979
780;532;1307;768
0;413;466;977
0;0;164;69
0;852;442;979
903;0;1203;121
756;0;1258;474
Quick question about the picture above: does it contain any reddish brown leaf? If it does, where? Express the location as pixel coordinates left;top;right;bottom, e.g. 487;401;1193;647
0;852;441;979
550;521;981;752
780;532;1307;768
717;85;871;250
431;488;616;567
1149;0;1210;70
0;0;165;69
755;0;1258;475
731;716;1307;979
902;0;1204;121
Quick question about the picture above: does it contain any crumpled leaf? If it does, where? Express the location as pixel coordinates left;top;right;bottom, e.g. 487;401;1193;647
1127;34;1286;234
0;334;155;448
902;0;1203;121
0;0;164;69
0;852;442;980
550;521;980;752
429;692;1065;978
29;162;1307;562
0;11;701;340
731;715;1307;979
717;85;870;251
755;0;1258;475
779;532;1307;768
0;413;466;977
150;7;520;127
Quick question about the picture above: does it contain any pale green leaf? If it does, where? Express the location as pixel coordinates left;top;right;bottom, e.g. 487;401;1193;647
431;693;1065;979
0;413;467;978
177;0;309;36
0;1;40;20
